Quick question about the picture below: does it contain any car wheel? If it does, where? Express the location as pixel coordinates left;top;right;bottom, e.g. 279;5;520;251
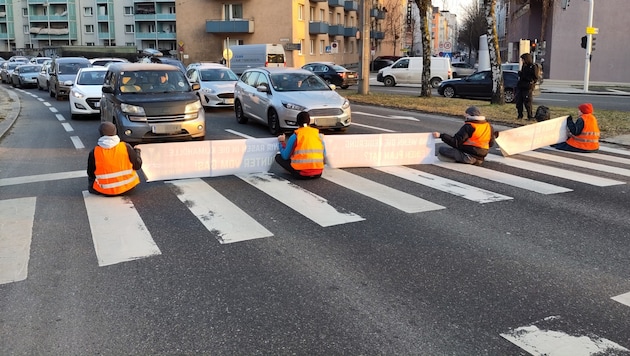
267;109;280;136
234;100;248;124
443;86;456;98
12;80;17;88
341;85;349;89
430;77;442;88
504;88;515;103
383;76;396;87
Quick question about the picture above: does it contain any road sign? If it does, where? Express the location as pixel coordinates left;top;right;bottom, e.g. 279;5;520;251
444;42;452;50
222;48;233;60
331;41;338;54
586;26;599;35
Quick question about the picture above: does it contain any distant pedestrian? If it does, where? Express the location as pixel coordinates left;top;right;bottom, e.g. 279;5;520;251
515;53;536;120
275;112;326;179
87;122;142;195
551;103;600;153
433;106;497;166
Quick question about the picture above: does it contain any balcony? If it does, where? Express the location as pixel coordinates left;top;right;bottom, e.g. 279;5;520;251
135;31;177;40
377;10;387;20
344;1;358;12
328;24;344;36
370;30;384;40
370;8;379;17
344;26;357;37
206;19;254;33
309;21;329;35
328;0;344;7
134;13;176;21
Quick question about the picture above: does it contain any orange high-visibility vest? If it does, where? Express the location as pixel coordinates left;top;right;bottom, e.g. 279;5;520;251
93;142;140;195
463;121;491;149
290;126;325;171
567;113;600;151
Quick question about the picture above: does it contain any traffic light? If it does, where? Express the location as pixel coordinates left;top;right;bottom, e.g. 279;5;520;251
531;40;538;54
591;36;596;51
581;35;587;49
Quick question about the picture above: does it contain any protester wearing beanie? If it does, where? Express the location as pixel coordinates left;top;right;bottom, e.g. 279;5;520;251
87;122;143;195
432;106;497;166
552;102;600;153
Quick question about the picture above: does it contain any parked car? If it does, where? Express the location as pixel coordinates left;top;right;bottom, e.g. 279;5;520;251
69;67;107;119
437;70;519;103
49;57;92;100
1;62;21;84
11;64;42;88
100;62;205;143
89;57;129;67
301;62;358;89
377;56;452;88
234;67;351;135
147;56;186;74
8;56;29;63
451;62;477;78
37;62;52;91
370;56;401;72
185;63;239;108
30;57;52;65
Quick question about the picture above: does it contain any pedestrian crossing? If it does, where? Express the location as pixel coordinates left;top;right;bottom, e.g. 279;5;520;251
1;146;629;280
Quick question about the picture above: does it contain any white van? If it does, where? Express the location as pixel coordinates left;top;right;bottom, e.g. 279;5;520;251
228;44;286;75
376;57;452;88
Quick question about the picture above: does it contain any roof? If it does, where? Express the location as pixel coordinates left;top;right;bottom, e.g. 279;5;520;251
107;62;183;72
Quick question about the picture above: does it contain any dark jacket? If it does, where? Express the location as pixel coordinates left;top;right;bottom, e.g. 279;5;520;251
440;119;496;160
517;63;537;89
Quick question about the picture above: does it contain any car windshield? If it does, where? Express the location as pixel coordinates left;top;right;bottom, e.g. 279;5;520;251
331;64;347;72
19;66;40;73
270;73;330;92
58;62;90;75
120;70;191;93
77;71;106;85
200;69;238;81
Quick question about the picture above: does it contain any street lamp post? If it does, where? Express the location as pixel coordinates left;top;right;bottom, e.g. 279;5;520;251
583;0;594;92
358;0;370;94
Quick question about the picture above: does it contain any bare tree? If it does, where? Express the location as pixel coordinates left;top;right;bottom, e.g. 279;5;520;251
413;0;432;97
381;0;405;56
457;2;485;62
483;0;504;104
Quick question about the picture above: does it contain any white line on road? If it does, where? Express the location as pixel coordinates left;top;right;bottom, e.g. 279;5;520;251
349;122;396;132
323;167;446;212
70;136;85;149
43;102;51;106
0;197;36;285
82;190;161;267
225;129;255;139
0;170;86;187
520;150;630;178
238;172;365;227
61;122;73;132
56;114;65;121
49;107;58;113
168;178;273;243
541;146;630;165
353;111;419;121
611;291;630;307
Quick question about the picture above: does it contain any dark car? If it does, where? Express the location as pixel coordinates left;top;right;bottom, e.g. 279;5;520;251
370;56;401;72
437;70;519;103
149;56;186;74
301;62;357;89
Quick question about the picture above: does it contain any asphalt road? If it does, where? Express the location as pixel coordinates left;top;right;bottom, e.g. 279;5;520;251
1;86;630;355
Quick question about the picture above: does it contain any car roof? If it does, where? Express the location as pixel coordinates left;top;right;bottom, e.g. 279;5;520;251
53;57;90;62
78;67;108;72
193;63;228;69
249;67;313;75
108;62;182;72
89;57;128;63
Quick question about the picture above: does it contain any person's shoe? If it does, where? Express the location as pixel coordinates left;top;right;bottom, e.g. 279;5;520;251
473;159;484;166
517;116;523;120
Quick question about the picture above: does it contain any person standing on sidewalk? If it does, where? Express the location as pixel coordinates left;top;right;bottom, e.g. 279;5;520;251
515;53;537;120
432;106;497;166
551;103;600;153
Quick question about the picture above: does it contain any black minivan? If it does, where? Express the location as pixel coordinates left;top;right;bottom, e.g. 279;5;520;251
100;62;205;144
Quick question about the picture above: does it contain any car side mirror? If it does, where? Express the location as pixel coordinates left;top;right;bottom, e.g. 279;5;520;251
256;84;269;93
102;85;114;94
191;82;200;91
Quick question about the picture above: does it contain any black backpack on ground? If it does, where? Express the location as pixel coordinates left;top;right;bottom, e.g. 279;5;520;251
535;105;550;122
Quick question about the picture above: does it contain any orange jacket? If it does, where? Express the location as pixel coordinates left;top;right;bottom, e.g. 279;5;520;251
290;126;325;171
463;121;492;150
567;113;600;151
93;142;140;195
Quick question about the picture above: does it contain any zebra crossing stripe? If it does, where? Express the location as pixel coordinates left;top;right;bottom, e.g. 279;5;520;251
432;161;572;195
520;151;630;178
0;170;86;187
611;291;630;307
375;165;512;203
323;168;446;212
484;154;625;187
540;147;630;165
0;197;36;285
167;178;273;243
82;191;161;267
238;172;365;227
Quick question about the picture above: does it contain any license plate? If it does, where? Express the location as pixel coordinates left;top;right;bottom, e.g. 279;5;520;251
152;124;181;134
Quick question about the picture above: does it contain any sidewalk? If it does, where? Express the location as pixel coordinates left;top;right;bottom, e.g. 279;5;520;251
0;81;628;147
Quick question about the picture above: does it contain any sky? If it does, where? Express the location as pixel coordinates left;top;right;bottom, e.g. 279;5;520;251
432;0;477;17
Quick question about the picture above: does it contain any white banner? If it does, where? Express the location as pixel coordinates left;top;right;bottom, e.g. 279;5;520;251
494;116;568;156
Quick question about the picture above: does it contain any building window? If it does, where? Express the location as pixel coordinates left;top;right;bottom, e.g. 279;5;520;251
125;25;135;33
310;7;315;21
97;5;108;16
23;25;29;34
319;9;324;21
84;7;93;16
124;7;133;15
85;25;94;33
224;4;243;20
299;39;304;55
126;42;135;47
319;40;325;54
298;4;304;21
168;6;175;14
22;8;27;16
86;42;95;46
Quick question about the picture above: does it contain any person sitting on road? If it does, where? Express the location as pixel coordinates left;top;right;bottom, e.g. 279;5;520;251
432;106;497;166
551;103;600;153
87;122;142;196
275;112;326;179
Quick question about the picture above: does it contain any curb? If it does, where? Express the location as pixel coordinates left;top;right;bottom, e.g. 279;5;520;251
0;85;21;140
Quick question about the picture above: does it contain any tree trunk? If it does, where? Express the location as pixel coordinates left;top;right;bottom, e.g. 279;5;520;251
414;0;432;97
484;0;504;104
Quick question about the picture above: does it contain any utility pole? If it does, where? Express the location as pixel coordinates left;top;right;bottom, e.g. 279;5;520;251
583;0;594;92
358;0;370;95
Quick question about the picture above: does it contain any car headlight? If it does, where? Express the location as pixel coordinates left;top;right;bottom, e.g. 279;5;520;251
200;87;214;94
282;102;306;111
71;89;85;99
185;100;202;114
341;99;350;110
120;103;146;115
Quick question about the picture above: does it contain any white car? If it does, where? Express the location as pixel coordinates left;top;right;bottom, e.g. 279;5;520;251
69;67;107;119
37;62;52;91
89;57;129;67
185;63;239;108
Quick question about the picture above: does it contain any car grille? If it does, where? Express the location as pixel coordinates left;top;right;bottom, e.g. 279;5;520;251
217;93;234;99
308;108;343;117
146;114;188;123
86;98;100;110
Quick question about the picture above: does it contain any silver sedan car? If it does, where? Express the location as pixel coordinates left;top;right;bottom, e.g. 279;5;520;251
186;63;238;108
234;67;351;135
11;64;42;88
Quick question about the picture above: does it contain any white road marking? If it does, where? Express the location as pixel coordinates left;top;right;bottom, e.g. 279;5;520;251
485;154;625;187
82;190;161;267
323;168;445;212
224;129;255;139
376;165;512;203
0;170;86;187
432;161;572;195
168;178;273;243
238;172;365;227
520;150;630;178
56;114;65;121
37;98;45;101
349;122;396;132
541;146;630;164
70;136;85;149
0;197;36;285
61;122;73;132
599;145;630;156
353;111;419;121
611;291;630;307
49;107;58;113
43;102;51;106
